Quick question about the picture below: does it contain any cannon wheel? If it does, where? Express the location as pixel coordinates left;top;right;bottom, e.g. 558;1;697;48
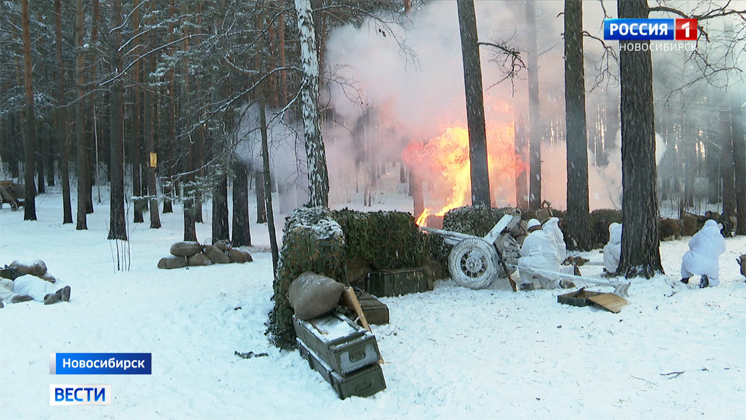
448;238;499;289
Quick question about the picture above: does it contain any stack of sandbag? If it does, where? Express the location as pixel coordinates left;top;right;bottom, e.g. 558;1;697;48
157;241;253;269
9;259;57;283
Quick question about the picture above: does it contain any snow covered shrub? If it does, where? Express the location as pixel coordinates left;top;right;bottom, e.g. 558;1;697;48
267;207;346;350
590;209;623;248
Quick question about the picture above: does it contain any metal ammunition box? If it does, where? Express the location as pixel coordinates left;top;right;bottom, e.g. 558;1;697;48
366;268;429;297
298;339;386;399
356;291;389;325
293;312;381;374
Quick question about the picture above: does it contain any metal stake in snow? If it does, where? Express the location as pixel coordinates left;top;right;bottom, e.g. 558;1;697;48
294;0;329;208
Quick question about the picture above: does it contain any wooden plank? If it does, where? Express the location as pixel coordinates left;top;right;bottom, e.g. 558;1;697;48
588;293;628;313
339;287;384;365
339;287;371;332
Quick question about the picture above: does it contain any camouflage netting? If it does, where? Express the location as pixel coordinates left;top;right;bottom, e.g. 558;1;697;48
331;209;427;272
444;206;517;237
267;208;430;349
267;207;347;350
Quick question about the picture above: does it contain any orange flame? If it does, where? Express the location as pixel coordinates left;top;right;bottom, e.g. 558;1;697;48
403;106;524;227
416;208;431;226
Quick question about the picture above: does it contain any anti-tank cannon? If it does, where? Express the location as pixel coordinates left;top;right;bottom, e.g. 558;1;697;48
421;210;522;290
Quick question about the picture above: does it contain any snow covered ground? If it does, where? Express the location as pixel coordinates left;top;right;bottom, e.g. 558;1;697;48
1;189;744;420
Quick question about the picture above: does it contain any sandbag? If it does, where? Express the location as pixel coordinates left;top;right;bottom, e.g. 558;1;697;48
214;240;230;252
170;242;203;257
188;252;213;267
288;272;346;320
10;260;47;277
157;256;188;269
228;248;253;263
203;245;231;264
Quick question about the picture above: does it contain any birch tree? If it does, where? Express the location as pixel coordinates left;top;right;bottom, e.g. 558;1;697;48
295;0;329;208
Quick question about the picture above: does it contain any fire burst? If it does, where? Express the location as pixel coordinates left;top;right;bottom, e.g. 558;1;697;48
403;120;524;226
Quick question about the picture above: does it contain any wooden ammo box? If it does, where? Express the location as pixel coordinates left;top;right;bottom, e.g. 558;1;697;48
366;268;429;297
293;312;381;374
356;291;389;325
298;339;386;399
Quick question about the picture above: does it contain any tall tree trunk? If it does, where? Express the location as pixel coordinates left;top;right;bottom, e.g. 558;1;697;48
720;109;736;218
456;0;491;208
295;0;329;208
55;0;72;224
278;0;288;107
193;2;205;225
526;0;542;210
36;143;45;194
682;115;696;209
706;128;720;205
85;0;100;214
132;0;144;224
21;0;37;221
616;0;663;278
731;94;746;235
108;0;127;240
260;97;280;273
163;0;177;215
410;172;424;221
563;0;591;250
602;90;618;167
514;116;528;208
75;0;87;230
232;159;252;247
145;0;161;229
213;176;230;244
2;113;20;179
180;1;196;241
255;170;267;223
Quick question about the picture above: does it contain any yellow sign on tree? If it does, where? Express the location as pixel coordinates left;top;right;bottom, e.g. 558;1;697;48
149;153;157;168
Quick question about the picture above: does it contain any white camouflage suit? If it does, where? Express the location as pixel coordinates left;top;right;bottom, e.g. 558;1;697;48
518;226;562;289
680;220;726;286
543;217;566;261
11;276;59;301
0;278;20;303
603;223;622;274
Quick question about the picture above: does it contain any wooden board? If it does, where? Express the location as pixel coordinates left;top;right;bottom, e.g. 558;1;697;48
339;288;371;332
588;293;628;313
